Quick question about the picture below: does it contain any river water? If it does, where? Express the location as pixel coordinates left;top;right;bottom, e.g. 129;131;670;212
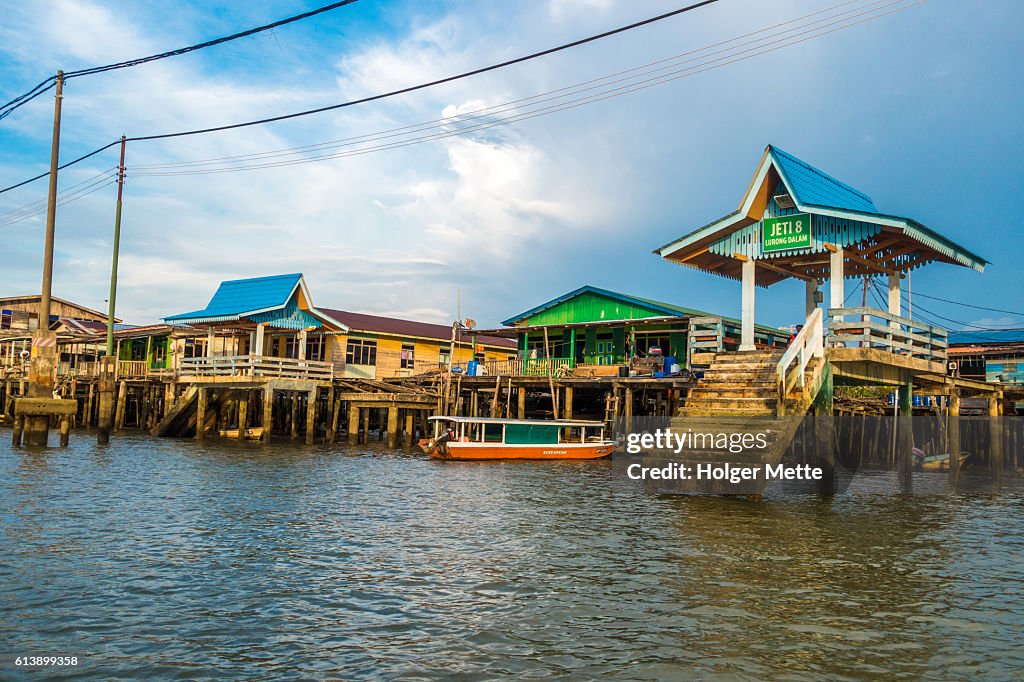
1;434;1022;680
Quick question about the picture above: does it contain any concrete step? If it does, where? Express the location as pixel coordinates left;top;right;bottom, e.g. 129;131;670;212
695;379;777;389
683;396;776;410
688;387;778;399
677;406;777;417
701;371;779;383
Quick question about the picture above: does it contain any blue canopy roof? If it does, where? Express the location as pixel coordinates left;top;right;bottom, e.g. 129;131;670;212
656;144;987;284
770;145;878;213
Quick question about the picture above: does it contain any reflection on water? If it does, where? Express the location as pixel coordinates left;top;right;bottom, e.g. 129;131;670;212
1;435;1022;680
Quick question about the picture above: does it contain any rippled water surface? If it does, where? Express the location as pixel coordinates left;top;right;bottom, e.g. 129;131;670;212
2;434;1023;680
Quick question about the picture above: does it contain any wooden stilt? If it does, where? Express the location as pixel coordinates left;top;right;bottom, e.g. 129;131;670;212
405;411;414;447
387;406;399;448
59;416;70;447
195;387;207;441
238;390;249;439
517;385;526;419
348;404;359;446
947;389;960;485
305;389;316;445
326;386;337;444
290;392;299;439
262;386;274;443
114;380;128;432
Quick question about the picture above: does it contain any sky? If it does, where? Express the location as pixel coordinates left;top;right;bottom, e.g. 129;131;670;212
0;0;1022;332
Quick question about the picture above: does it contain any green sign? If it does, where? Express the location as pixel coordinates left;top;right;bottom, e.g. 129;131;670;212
762;213;813;253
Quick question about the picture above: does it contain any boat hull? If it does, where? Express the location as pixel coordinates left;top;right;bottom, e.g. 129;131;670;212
921;453;969;472
422;440;616;461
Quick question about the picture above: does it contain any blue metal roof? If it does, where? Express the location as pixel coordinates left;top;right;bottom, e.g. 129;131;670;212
165;273;302;322
948;329;1024;345
769;145;878;213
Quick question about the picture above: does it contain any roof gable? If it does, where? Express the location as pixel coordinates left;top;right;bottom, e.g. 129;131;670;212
769;145;877;213
321;308;515;347
163;273;348;330
503;285;713;327
657;145;987;281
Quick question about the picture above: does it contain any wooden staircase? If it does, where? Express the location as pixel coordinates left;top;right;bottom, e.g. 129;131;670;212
680;350;785;417
153;386;220;438
661;311;830;495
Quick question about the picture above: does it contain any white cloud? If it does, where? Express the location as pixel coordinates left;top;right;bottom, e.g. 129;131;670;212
549;0;613;22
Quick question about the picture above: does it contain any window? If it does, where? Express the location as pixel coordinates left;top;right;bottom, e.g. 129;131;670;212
439;349;451;366
401;343;415;369
184;338;206;359
0;310;10;330
285;336;298;359
346;339;377;366
152;338;168;367
306;335;324;361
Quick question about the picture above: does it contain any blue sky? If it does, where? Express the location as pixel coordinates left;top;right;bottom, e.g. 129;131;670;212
1;0;1021;331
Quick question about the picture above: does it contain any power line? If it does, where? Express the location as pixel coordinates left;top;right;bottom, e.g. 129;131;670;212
0;0;911;226
0;140;122;195
1;0;726;193
0;0;918;193
903;290;1024;318
128;0;724;142
131;0;895;172
127;0;918;177
0;168;116;223
0;174;117;228
0;0;362;120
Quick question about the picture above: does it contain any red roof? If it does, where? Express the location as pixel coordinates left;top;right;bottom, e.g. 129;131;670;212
320;309;516;348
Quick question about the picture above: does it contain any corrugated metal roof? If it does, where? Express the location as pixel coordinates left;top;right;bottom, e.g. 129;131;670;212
770;145;878;213
164;273;302;322
948;329;1024;345
658;145;987;277
320;308;516;348
500;285;778;332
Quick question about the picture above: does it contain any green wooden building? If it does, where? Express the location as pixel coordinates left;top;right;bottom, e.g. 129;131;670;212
489;285;786;369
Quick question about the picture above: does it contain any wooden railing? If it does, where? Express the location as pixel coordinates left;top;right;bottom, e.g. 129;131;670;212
827;307;947;363
777;307;824;408
482;357;575;377
179;354;334;380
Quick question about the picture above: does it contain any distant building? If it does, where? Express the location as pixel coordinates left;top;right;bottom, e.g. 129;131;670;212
948;329;1024;384
0;294;117;334
160;273;514;380
479;284;787;371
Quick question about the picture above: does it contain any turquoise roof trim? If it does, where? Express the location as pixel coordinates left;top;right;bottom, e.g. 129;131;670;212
249;298;322;330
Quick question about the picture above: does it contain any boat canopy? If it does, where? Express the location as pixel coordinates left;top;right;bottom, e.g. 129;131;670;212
428;416;605;427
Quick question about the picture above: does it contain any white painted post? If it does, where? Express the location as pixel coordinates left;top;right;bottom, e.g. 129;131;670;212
297;329;307;360
805;279;818;321
206;328;216;357
830;247;845;320
740;258;756;351
255;323;266;357
887;273;901;327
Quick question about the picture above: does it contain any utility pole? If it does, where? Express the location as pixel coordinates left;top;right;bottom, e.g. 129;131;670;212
22;71;67;446
106;135;126;355
98;135;126;445
37;70;64;332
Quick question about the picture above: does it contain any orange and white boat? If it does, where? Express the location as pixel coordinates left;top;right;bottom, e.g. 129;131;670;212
419;416;617;461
